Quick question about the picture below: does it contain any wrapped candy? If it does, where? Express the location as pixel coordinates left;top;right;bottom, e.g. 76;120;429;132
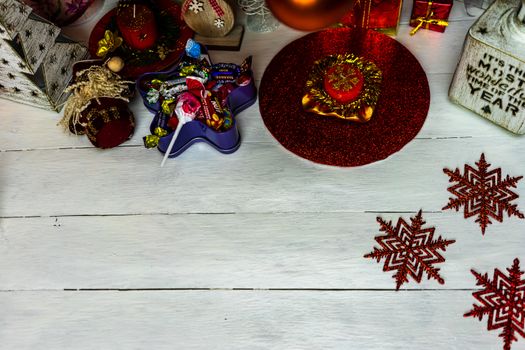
212;83;237;107
237;56;253;86
160;90;203;167
144;126;169;148
162;99;177;115
146;89;161;104
138;39;257;163
210;56;253;86
179;63;210;80
211;63;241;83
176;92;202;119
222;109;233;129
177;39;211;70
187;77;226;131
185;38;202;59
145;77;187;104
158;78;189;101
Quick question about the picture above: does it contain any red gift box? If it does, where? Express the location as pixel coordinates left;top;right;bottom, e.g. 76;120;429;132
341;0;403;35
409;0;453;34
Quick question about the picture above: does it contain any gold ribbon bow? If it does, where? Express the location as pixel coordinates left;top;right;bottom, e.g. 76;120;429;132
410;2;449;36
96;30;123;58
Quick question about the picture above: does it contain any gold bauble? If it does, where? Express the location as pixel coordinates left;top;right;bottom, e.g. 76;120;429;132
107;56;125;73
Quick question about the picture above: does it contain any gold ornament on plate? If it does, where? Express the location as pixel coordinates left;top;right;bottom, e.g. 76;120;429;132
96;30;123;58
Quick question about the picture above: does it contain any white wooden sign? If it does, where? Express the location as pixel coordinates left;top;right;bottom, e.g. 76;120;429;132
449;0;525;133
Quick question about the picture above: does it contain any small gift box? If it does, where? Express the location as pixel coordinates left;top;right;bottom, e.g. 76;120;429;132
341;0;403;35
409;0;452;35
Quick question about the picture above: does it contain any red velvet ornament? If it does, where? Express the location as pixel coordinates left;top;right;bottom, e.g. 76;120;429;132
266;0;354;31
116;4;158;50
82;98;135;149
259;28;430;167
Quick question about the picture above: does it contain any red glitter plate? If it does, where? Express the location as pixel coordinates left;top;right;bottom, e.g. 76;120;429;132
259;28;430;167
88;4;193;79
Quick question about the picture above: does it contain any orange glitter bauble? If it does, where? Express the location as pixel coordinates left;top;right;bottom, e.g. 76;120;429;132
265;0;354;31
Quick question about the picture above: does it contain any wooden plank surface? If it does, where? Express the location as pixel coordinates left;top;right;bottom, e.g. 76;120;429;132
0;136;523;216
0;291;508;350
0;212;523;290
1;0;524;349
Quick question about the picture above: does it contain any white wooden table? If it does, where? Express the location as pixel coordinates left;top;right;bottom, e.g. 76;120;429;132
1;1;524;349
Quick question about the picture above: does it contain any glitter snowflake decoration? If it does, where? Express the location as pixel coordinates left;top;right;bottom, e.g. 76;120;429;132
188;0;204;13
364;210;455;290
464;259;525;350
214;17;225;28
443;153;524;235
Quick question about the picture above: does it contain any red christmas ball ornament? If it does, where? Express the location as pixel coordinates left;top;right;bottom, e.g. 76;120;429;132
82;97;135;149
116;4;158;50
265;0;354;31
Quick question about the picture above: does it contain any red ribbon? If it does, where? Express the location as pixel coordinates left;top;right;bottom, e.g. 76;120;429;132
182;0;224;18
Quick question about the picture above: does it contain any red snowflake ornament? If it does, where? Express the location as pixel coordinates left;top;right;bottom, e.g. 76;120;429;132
364;210;455;290
464;259;525;350
443;153;524;235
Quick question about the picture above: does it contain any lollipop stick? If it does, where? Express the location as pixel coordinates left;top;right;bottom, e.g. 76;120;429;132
160;121;184;167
